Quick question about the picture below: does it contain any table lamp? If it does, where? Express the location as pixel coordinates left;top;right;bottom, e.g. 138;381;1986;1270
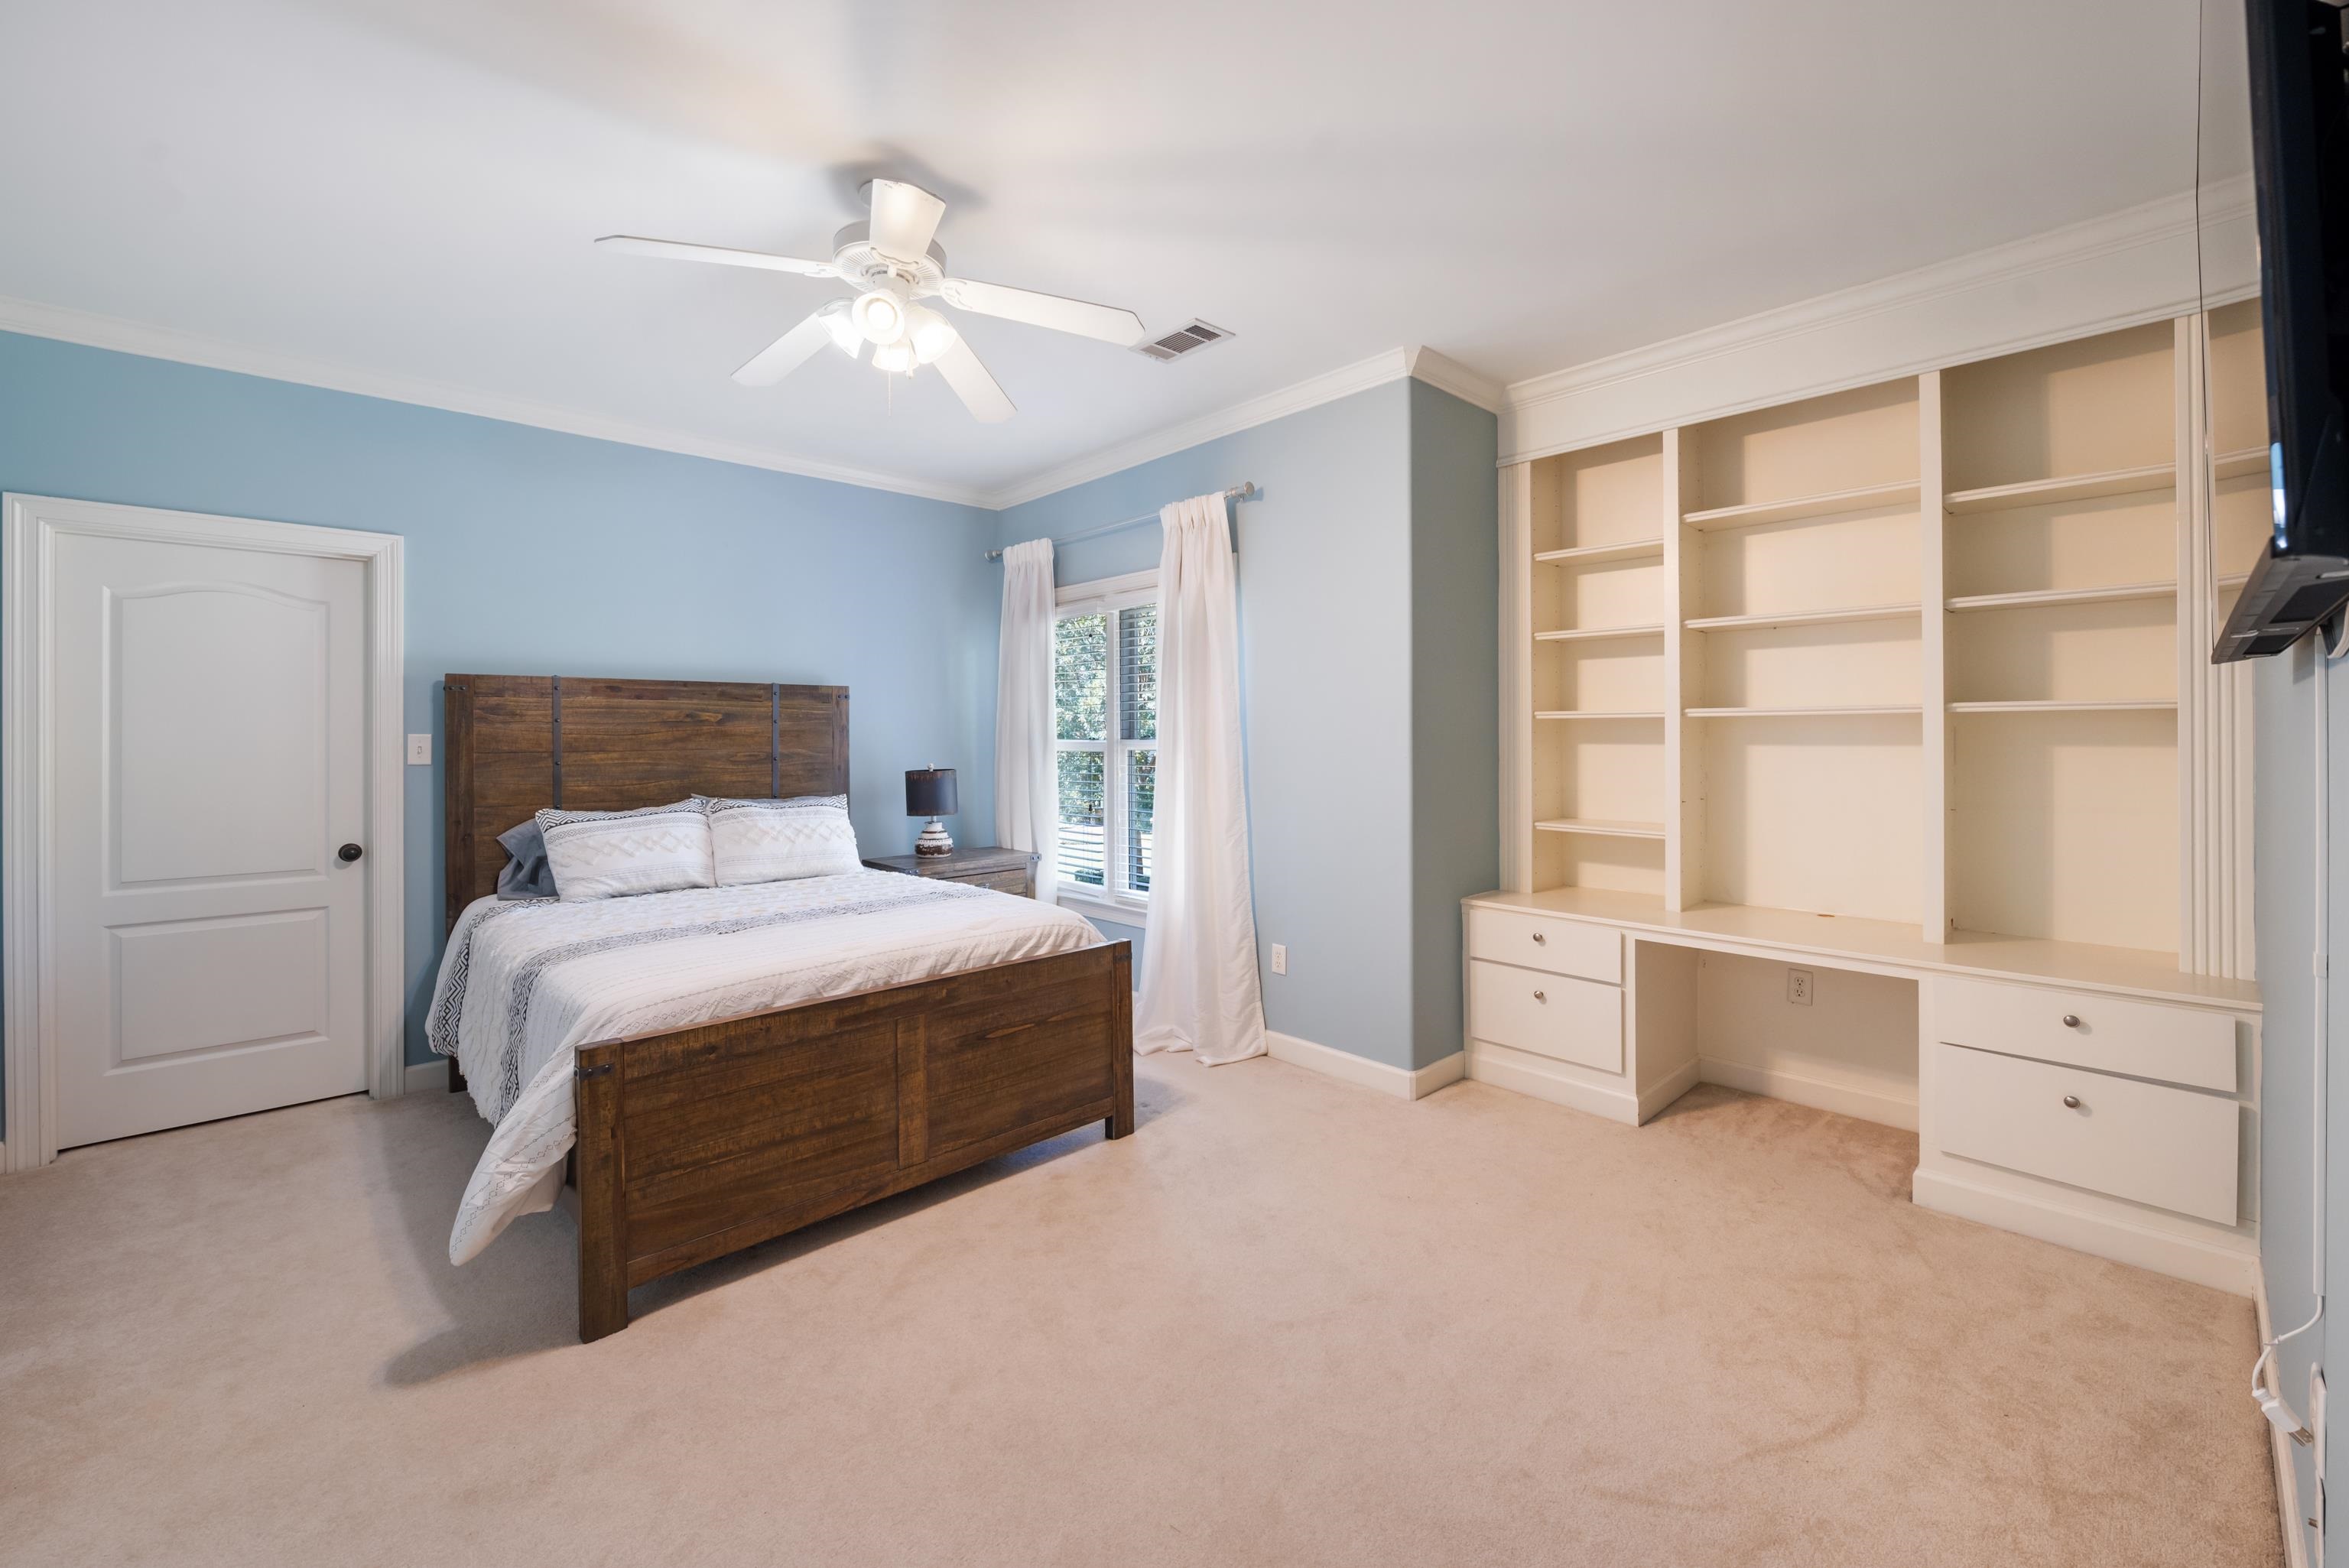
905;767;958;857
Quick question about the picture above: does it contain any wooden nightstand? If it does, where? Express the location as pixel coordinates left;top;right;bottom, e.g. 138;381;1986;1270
862;845;1038;898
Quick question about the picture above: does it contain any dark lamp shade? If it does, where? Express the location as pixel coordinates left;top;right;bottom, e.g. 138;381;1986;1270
905;768;958;818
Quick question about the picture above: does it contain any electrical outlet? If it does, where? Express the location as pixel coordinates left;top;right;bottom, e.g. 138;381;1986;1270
406;734;432;765
1786;967;1814;1006
1269;943;1288;976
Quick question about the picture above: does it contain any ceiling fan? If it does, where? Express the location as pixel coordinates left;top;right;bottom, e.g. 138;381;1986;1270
598;179;1148;423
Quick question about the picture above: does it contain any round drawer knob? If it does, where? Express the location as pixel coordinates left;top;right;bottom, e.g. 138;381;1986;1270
1531;932;1546;945
2061;1014;2081;1029
2062;1094;2082;1109
1533;990;1546;1002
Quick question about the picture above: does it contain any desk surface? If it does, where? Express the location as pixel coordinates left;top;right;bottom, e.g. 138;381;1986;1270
1465;887;2260;1013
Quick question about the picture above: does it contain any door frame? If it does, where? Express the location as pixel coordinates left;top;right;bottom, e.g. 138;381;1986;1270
3;495;407;1171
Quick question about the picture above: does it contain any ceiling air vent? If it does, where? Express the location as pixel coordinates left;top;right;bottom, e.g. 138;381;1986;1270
1135;320;1234;362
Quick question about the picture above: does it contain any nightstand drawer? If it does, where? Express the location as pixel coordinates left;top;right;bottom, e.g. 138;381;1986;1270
1931;977;2235;1092
1932;1043;2238;1223
1467;908;1620;984
1470;960;1622;1073
960;868;1031;897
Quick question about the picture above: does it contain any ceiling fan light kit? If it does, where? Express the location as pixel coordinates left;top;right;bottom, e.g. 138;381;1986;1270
598;178;1156;424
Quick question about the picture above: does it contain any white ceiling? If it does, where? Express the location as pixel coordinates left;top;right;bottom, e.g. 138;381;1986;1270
0;0;2236;504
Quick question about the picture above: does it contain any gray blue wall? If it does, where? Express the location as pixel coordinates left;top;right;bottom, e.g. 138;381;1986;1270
0;330;1002;1076
994;378;1499;1070
2255;637;2349;1565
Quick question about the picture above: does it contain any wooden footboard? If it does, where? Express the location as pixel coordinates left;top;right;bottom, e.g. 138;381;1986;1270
570;940;1133;1342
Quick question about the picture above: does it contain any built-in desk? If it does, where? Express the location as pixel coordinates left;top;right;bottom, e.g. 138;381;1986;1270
1461;888;2263;1294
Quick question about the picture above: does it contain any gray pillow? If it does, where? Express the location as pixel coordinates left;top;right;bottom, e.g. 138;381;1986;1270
495;817;557;900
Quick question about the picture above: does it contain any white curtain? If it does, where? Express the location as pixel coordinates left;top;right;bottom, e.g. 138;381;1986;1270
993;537;1058;902
1135;495;1266;1065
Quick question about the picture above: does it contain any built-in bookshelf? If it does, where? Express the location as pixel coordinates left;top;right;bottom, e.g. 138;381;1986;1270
1499;310;2263;979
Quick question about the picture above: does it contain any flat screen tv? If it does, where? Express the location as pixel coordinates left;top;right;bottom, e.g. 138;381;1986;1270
2214;0;2349;661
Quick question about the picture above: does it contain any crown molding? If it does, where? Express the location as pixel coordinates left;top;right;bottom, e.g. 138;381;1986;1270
0;294;995;508
1499;176;2261;464
1403;346;1504;412
980;348;1415;511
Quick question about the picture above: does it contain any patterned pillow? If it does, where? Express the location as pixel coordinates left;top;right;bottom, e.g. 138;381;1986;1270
703;794;862;887
535;800;715;901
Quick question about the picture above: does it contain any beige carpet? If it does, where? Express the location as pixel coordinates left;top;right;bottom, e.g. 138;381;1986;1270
1;1055;2282;1567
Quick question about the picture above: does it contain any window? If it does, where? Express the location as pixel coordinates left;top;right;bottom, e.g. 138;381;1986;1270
1054;573;1155;909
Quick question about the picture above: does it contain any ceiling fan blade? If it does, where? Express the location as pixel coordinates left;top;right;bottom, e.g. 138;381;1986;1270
934;277;1146;346
732;311;837;386
596;235;839;279
866;180;947;263
931;336;1015;423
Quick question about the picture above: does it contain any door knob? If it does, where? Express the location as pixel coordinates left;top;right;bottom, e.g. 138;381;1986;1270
337;842;364;863
2062;1095;2081;1109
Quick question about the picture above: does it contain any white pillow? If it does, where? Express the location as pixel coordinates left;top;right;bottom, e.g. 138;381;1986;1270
536;800;714;901
703;794;862;886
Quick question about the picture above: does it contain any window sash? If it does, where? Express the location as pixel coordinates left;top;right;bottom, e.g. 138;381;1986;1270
1053;581;1155;907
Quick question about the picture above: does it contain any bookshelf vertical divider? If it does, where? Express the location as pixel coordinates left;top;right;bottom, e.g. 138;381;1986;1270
1663;428;1701;912
1919;371;1948;942
1498;460;1534;893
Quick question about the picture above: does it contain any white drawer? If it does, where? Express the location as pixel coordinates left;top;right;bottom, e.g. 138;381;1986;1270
1931;976;2236;1093
1932;1043;2239;1224
1467;907;1621;984
1469;959;1623;1073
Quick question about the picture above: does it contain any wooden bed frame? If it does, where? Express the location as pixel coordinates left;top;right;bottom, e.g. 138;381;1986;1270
441;674;1134;1342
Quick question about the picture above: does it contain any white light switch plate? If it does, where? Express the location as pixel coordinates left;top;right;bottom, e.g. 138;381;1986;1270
407;734;432;765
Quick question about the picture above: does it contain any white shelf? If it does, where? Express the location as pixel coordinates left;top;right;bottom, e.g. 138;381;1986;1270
2214;446;2268;481
1945;582;2176;612
1533;709;1665;721
1681;480;1921;532
1534;624;1665;644
1685;602;1921;632
1534;538;1665;566
1533;817;1667;839
1685;705;1922;719
1944;463;2175;514
1948;699;2178;713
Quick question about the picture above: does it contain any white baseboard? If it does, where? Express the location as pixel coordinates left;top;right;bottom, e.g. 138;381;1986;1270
1696;1055;1919;1132
1639;1059;1703;1122
2257;1276;2314;1568
402;1060;450;1096
1912;1166;2258;1296
1264;1031;1464;1101
1464;1041;1641;1125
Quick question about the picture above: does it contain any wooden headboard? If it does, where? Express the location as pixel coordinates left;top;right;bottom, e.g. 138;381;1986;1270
441;674;849;929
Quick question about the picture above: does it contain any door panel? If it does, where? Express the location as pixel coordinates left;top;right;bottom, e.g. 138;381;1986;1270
112;583;329;886
54;533;369;1148
110;909;329;1063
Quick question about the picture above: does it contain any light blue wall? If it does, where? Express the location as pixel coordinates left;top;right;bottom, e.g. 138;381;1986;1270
2254;636;2349;1565
0;332;1501;1109
998;381;1418;1065
994;377;1499;1070
1407;379;1500;1064
0;330;1001;1078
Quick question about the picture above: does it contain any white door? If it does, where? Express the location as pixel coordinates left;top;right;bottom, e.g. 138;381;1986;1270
49;531;371;1148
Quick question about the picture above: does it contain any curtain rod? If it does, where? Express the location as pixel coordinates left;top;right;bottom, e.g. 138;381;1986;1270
984;482;1258;561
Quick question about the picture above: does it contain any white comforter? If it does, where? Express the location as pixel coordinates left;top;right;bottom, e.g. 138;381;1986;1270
427;871;1100;1264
